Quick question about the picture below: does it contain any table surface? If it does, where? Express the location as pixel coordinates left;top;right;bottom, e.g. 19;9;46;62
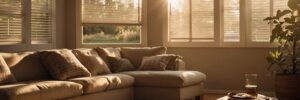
217;96;278;100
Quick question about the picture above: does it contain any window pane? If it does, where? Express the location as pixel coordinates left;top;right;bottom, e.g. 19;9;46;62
169;0;190;42
31;0;53;44
0;0;22;44
82;0;141;23
251;0;271;42
191;0;214;42
224;0;240;42
82;25;141;44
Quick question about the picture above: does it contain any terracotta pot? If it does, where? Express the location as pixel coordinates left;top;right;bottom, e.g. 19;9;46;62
275;74;300;100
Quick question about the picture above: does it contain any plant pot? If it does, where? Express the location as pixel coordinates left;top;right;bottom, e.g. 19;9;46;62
275;74;300;100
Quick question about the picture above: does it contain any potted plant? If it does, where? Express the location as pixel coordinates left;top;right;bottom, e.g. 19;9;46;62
264;0;300;99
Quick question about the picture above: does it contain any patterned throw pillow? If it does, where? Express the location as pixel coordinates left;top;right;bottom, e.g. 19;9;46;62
39;50;91;80
107;56;135;73
72;49;111;76
138;55;173;71
120;46;167;69
0;55;17;84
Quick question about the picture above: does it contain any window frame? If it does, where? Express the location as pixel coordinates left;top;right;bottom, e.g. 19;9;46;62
78;0;148;48
0;0;56;51
164;0;276;48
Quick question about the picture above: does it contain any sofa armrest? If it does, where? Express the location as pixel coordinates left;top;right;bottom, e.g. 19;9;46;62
175;59;186;70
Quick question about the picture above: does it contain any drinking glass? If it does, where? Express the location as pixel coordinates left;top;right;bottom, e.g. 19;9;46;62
245;74;258;97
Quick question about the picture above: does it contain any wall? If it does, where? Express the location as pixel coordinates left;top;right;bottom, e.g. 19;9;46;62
147;0;275;92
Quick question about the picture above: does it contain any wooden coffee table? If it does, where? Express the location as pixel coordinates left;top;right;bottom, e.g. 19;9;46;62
217;95;278;100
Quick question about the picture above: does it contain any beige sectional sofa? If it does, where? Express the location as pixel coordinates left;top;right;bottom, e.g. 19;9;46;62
0;47;206;100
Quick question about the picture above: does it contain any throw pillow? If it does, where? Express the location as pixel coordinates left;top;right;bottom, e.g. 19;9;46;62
39;50;91;80
162;54;183;70
138;55;173;71
107;56;135;73
0;55;17;84
120;46;167;69
72;49;111;76
94;47;121;69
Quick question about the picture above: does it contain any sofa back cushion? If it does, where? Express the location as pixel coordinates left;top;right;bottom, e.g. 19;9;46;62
120;46;167;69
0;52;51;82
0;55;17;84
39;50;91;80
94;47;122;68
72;48;111;76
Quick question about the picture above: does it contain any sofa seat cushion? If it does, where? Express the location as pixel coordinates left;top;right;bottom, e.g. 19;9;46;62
121;71;206;88
69;74;134;94
0;81;83;100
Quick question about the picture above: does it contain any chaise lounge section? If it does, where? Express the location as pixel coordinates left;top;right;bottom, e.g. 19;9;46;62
0;47;206;100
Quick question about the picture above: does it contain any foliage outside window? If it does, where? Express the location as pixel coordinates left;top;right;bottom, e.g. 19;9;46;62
81;0;142;44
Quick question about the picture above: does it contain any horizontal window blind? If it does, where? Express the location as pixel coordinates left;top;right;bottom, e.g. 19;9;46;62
250;0;271;42
31;0;53;44
250;0;289;43
169;0;214;42
0;0;23;44
169;0;190;42
82;0;141;24
223;0;240;42
191;0;214;42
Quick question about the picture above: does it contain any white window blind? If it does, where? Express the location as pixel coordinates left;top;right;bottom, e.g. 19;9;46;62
31;0;53;44
0;0;23;44
81;0;142;44
250;0;271;42
250;0;289;42
169;0;214;42
192;0;214;42
82;0;141;24
223;0;240;42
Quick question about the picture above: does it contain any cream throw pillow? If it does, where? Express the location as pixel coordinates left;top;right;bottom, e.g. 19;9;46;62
39;50;91;80
72;49;111;76
120;46;167;69
0;55;17;84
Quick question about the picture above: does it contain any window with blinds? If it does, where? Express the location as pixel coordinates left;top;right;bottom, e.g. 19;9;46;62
0;0;23;44
223;0;240;42
82;0;142;44
31;0;53;44
0;0;54;45
250;0;289;42
169;0;214;42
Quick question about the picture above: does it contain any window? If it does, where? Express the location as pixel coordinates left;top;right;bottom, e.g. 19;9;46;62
167;0;290;47
81;0;143;44
169;0;214;42
0;0;54;45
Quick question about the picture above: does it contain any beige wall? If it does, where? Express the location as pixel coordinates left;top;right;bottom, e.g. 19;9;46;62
147;0;275;92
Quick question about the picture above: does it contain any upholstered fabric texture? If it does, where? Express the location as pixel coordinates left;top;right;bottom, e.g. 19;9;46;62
94;47;122;68
121;71;206;88
0;52;51;82
0;81;83;100
0;55;17;84
107;56;135;73
120;46;167;69
160;54;183;70
69;74;134;94
138;55;173;71
39;50;91;80
72;49;111;76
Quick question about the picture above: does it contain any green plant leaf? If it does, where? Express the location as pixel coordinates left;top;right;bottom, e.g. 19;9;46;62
276;10;292;18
